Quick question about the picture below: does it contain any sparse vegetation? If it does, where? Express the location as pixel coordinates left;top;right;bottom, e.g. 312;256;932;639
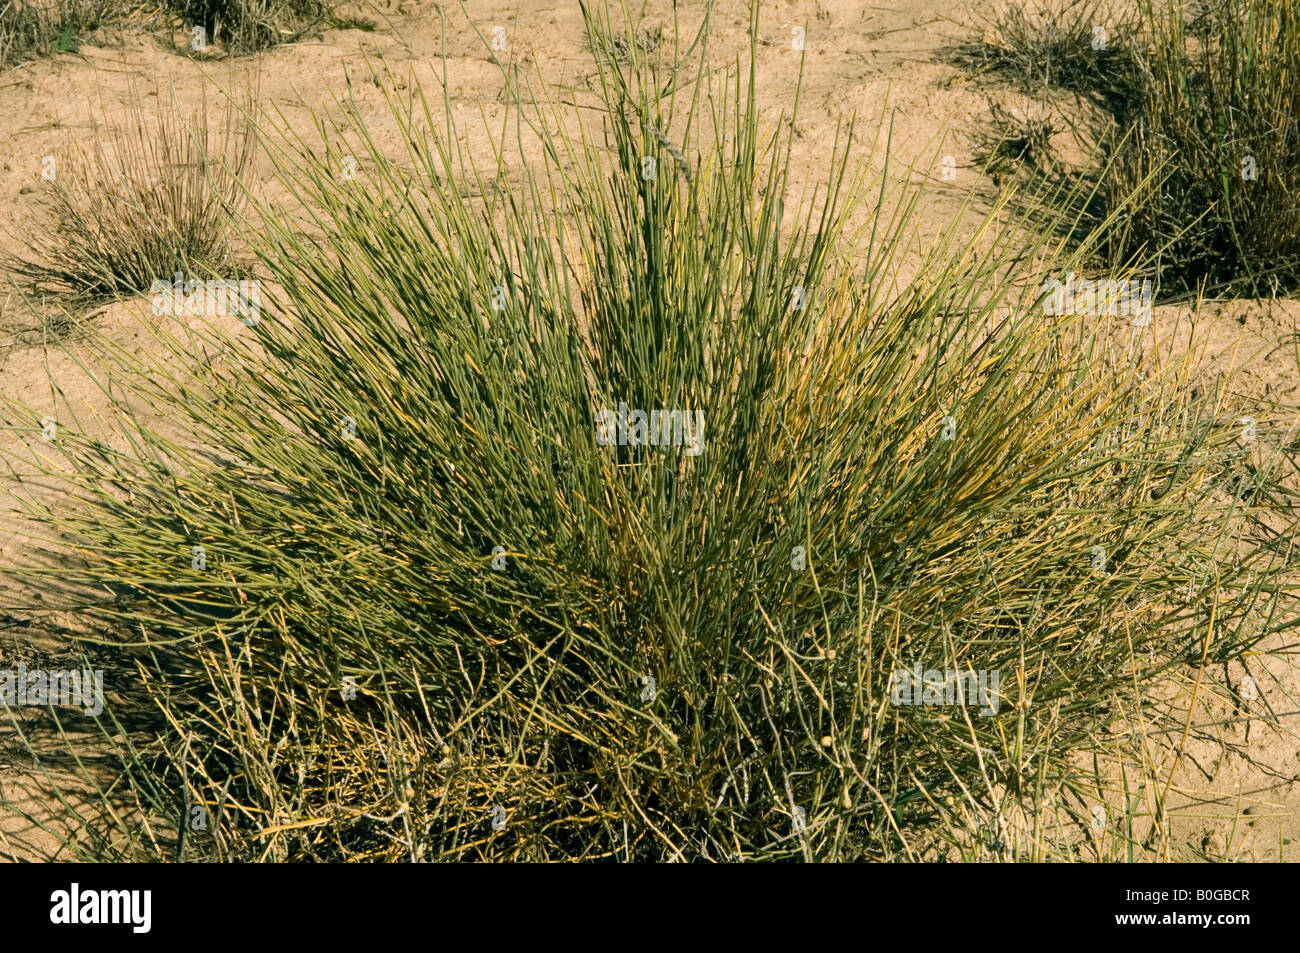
0;0;350;71
952;0;1300;299
970;101;1057;179
0;0;133;70
176;0;334;53
1102;0;1300;296
7;97;252;305
944;0;1140;117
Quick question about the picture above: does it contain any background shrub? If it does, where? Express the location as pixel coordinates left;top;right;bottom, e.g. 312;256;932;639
950;0;1300;299
177;0;333;53
1101;0;1300;296
0;0;128;70
7;96;252;305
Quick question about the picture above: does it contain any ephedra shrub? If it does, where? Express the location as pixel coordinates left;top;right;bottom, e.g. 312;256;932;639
8;95;251;306
951;0;1300;298
1101;0;1300;296
0;1;1287;860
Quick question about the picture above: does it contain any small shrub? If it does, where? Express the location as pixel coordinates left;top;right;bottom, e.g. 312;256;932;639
971;102;1057;180
951;0;1300;299
0;0;130;70
8;97;252;304
1101;0;1300;296
944;0;1140;117
177;0;332;53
